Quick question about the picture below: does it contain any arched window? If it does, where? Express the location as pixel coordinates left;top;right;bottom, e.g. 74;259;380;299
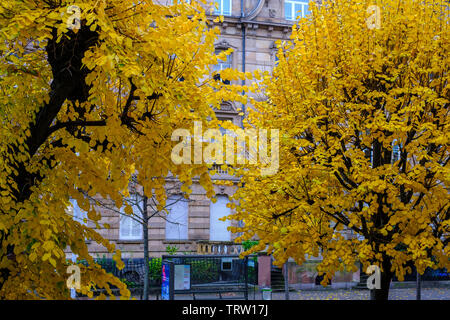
209;195;231;241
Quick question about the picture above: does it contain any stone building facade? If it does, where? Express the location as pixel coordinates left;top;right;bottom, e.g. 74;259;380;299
72;0;315;259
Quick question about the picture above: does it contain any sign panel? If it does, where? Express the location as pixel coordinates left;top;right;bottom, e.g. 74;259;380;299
174;264;191;290
221;258;233;271
161;262;173;300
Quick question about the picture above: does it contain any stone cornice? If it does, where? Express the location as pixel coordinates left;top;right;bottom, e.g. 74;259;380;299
210;18;293;37
210;16;292;28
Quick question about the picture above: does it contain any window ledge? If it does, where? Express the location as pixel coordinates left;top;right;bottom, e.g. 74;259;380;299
116;239;144;244
163;240;193;244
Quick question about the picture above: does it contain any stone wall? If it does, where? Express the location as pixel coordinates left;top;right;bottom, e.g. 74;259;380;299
76;181;240;258
283;260;360;290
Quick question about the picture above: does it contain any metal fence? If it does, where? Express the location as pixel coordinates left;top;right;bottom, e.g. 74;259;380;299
77;257;162;298
393;267;450;282
162;254;258;300
75;255;258;299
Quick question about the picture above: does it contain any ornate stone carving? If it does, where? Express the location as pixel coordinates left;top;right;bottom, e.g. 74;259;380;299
215;39;233;49
220;103;233;111
269;9;276;18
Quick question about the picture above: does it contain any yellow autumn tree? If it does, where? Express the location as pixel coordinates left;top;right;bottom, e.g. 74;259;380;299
0;0;244;299
227;0;449;300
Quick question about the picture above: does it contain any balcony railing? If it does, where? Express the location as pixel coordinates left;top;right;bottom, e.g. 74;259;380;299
196;240;243;255
211;164;229;175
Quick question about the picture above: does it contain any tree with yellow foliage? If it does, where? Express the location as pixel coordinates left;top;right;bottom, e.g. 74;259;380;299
0;0;241;299
228;0;449;300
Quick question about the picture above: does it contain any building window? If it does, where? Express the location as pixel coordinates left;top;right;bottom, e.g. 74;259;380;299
209;195;231;241
168;0;191;5
217;117;234;135
392;140;401;163
274;55;279;67
213;49;232;84
165;196;189;240
70;199;87;226
119;199;143;240
213;49;232;71
214;0;232;16
285;0;310;20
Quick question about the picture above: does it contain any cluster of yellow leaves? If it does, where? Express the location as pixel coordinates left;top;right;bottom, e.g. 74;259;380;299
227;0;449;284
0;0;244;299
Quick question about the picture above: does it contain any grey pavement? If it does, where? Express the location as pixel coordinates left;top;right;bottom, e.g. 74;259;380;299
145;287;450;300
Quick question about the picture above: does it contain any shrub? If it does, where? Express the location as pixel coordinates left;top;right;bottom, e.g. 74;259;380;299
242;240;259;251
149;258;162;283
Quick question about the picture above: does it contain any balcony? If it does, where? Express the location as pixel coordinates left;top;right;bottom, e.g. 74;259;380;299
211;163;229;175
209;164;239;182
195;240;243;255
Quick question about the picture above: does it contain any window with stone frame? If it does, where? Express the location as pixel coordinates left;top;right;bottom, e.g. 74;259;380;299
213;49;232;84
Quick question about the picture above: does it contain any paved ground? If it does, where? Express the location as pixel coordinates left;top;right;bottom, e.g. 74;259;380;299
273;288;450;300
149;287;450;300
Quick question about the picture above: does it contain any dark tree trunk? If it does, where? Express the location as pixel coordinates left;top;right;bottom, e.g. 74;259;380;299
0;24;99;295
370;258;393;300
370;272;392;300
416;272;421;300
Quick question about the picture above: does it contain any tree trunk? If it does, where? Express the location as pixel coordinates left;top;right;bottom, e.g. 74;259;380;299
416;272;421;300
142;195;149;300
284;262;290;300
370;259;393;300
0;25;99;295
